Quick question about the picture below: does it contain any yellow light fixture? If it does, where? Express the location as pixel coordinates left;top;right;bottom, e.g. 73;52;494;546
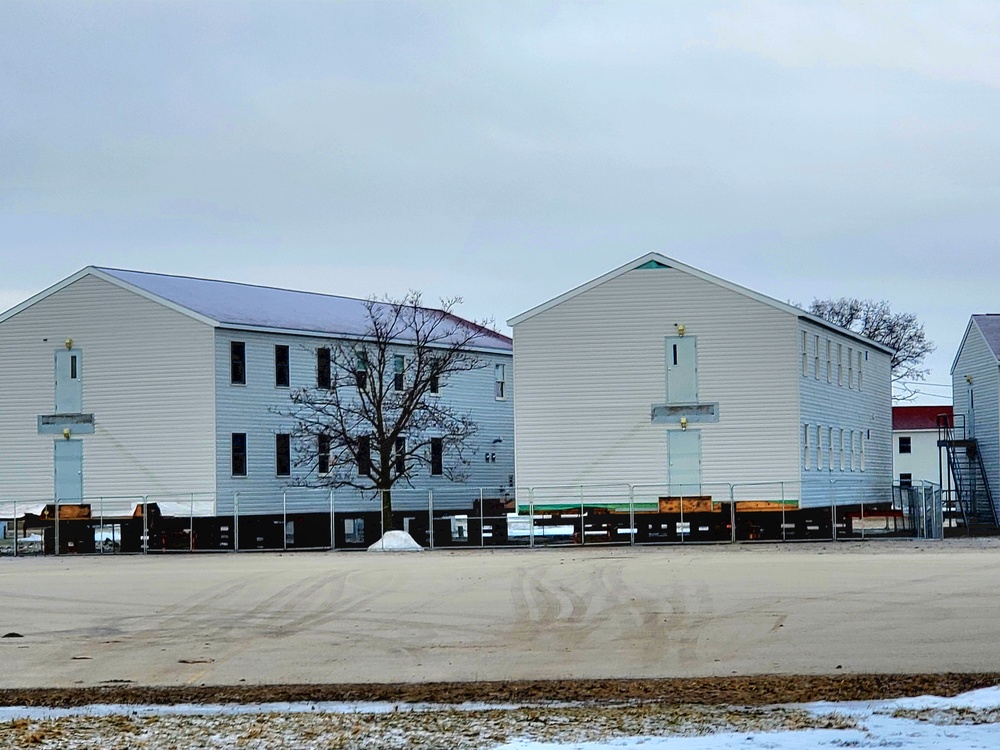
62;428;71;440
680;417;688;430
65;338;73;349
676;324;686;336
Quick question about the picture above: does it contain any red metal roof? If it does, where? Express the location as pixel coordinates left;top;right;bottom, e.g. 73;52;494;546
893;405;952;431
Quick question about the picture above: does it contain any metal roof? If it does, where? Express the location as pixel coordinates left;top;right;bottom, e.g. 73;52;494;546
93;267;511;351
892;405;951;431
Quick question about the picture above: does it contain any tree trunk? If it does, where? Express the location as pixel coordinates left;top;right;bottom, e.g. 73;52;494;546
381;488;393;534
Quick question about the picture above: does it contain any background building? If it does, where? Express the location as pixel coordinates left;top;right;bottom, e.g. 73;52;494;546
509;253;893;518
892;405;951;488
0;267;513;548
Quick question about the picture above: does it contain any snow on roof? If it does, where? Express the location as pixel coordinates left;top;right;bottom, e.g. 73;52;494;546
96;268;512;351
893;405;952;431
972;315;1000;360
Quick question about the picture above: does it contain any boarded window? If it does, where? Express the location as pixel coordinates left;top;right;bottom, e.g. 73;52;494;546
231;433;247;476
839;428;845;471
848;347;854;388
827;426;834;470
276;433;291;476
837;344;843;385
815;424;822;469
431;437;443;476
814;335;820;379
230;342;246;385
858;351;863;390
317;348;331;389
804;424;810;470
802;331;808;376
318;433;331;475
357;435;370;476
275;345;289;387
826;340;832;382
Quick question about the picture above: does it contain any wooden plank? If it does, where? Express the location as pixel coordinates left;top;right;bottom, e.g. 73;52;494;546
658;497;717;513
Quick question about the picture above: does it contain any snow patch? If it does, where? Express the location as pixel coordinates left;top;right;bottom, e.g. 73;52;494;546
367;531;423;552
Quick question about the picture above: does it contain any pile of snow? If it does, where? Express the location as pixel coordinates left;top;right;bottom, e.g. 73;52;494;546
367;531;423;552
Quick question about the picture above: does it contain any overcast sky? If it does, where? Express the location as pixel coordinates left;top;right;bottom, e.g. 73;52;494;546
3;1;998;403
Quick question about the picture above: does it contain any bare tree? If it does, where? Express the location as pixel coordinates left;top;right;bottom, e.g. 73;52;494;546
278;292;493;534
809;298;935;398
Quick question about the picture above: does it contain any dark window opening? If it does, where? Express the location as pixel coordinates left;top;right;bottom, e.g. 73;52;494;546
672;344;678;366
70;355;78;380
355;351;368;390
230;342;246;385
317;347;331;389
357;435;371;476
231;433;247;476
899;473;912;488
276;433;291;477
318;433;331;475
275;345;289;387
394;355;405;391
898;436;911;454
431;437;443;476
395;437;406;474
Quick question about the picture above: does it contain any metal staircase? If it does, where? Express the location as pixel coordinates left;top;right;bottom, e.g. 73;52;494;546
937;414;1000;532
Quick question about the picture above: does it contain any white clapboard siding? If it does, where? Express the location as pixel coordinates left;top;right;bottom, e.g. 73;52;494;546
213;328;514;515
0;274;216;504
953;321;1000;494
797;319;893;508
513;265;803;503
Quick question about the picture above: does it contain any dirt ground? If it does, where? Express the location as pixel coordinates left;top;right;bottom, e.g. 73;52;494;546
2;539;1000;706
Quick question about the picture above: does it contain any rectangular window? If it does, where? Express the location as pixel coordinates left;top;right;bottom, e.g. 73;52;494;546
355;351;368;390
899;473;912;488
70;355;78;380
275;433;291;476
802;331;808;376
804;424;810;470
847;347;854;388
827;426;833;471
839;428;845;471
275;345;290;388
816;424;822;469
318;433;331;475
429;366;440;394
344;517;365;544
393;355;405;392
898;436;912;454
837;344;843;385
860;431;866;471
317;347;331;389
430;437;443;476
814;335;820;379
495;363;506;399
850;431;856;471
357;435;370;476
826;340;832;383
230;341;246;385
395;437;406;475
231;433;247;476
857;351;863;391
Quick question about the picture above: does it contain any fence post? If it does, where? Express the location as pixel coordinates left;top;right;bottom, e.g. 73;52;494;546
99;496;105;554
680;494;685;545
729;485;736;544
428;490;434;550
12;499;17;558
54;496;60;557
190;493;195;552
233;492;239;552
860;492;865;540
629;485;635;546
282;490;287;552
479;488;485;549
579;485;585;546
830;481;837;541
781;483;786;542
329;489;335;550
142;495;148;554
529;489;535;549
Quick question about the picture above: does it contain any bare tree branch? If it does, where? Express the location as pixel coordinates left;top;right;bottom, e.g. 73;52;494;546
809;297;935;400
275;292;492;530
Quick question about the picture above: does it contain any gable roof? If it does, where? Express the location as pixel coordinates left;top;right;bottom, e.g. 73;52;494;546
0;267;512;352
508;252;893;354
950;315;1000;374
893;405;952;431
